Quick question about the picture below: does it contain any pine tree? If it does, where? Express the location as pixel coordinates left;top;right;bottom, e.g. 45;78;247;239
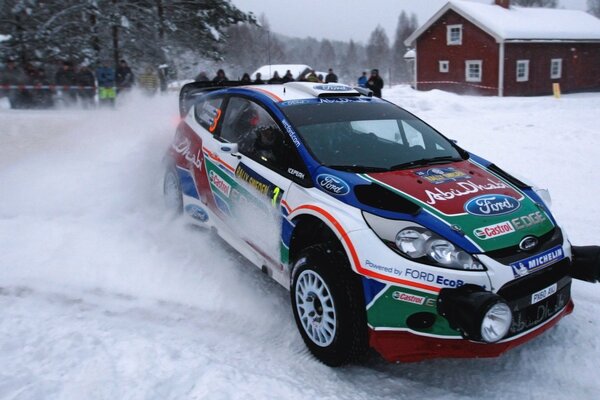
316;39;336;71
366;25;390;75
588;0;600;17
392;11;418;84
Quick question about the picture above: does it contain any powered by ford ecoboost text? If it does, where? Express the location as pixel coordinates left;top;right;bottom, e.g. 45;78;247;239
164;81;600;366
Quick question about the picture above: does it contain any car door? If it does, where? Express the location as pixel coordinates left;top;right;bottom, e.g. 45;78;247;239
207;95;309;270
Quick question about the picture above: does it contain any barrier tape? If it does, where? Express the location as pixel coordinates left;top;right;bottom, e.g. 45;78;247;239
401;80;497;91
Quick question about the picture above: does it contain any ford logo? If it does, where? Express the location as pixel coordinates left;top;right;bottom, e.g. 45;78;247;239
464;194;520;216
184;204;208;222
313;84;352;92
316;174;350;196
519;236;539;251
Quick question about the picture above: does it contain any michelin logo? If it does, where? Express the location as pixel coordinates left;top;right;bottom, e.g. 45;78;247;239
510;245;564;278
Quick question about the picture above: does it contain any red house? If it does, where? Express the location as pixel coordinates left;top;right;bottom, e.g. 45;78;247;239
404;0;600;96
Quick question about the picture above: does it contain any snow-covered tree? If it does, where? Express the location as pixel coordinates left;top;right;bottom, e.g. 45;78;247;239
316;39;336;71
588;0;600;17
366;25;390;74
511;0;558;7
391;11;418;84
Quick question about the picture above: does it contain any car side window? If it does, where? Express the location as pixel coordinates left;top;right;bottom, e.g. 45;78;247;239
221;97;310;184
195;96;223;133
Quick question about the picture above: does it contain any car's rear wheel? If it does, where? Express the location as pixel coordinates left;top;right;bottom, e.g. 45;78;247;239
163;166;183;215
291;244;368;366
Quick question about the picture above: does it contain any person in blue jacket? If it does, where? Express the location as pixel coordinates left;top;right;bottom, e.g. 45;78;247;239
95;60;116;107
357;71;368;88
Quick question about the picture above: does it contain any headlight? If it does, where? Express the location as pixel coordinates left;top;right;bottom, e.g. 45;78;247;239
363;212;485;271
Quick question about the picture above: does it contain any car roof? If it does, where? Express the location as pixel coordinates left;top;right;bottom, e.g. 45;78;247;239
239;82;363;103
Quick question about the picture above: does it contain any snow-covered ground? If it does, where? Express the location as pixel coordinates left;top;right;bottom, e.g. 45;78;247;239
1;87;599;399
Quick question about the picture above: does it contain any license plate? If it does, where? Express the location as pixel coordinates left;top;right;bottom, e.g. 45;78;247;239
531;283;557;305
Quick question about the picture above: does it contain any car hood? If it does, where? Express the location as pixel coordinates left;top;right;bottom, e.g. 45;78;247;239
315;160;555;253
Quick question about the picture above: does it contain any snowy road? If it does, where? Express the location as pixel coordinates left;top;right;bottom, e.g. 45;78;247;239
1;88;600;399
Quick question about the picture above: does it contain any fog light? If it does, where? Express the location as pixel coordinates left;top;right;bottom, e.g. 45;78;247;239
481;302;512;343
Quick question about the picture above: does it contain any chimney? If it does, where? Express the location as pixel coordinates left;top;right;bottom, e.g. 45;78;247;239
495;0;510;8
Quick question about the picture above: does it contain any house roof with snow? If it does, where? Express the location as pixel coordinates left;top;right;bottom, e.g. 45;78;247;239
405;0;600;45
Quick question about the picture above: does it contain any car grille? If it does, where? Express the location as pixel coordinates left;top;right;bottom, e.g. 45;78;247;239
497;258;571;338
486;227;563;264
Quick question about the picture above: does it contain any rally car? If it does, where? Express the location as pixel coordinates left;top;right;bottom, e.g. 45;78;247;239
164;81;600;366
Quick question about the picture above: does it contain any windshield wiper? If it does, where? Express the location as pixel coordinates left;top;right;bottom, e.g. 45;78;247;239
327;164;389;172
389;156;463;170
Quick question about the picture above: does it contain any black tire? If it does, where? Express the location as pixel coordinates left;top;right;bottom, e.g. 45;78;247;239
163;166;183;215
290;243;369;366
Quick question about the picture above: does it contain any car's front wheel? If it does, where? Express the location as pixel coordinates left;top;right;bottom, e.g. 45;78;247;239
290;244;368;366
163;166;183;215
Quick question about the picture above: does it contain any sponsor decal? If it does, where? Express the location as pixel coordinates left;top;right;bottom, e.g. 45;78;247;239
414;167;470;185
318;97;369;104
474;221;515;240
281;119;302;147
510;245;564;278
313;84;353;91
511;211;547;230
234;163;283;207
316;174;350;196
365;260;395;275
519;236;539;251
279;99;312;107
172;137;203;170
208;170;232;197
424;179;508;205
392;291;426;305
287;168;305;179
404;268;465;288
184;204;208;222
464;194;520;216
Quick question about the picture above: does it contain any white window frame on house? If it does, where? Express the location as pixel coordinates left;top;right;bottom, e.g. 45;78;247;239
516;60;529;82
550;58;562;79
465;60;482;82
447;25;463;45
439;60;449;73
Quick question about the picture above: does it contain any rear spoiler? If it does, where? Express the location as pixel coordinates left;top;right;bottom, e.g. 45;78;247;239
179;81;260;117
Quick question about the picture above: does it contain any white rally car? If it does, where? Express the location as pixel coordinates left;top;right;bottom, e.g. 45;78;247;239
164;81;600;366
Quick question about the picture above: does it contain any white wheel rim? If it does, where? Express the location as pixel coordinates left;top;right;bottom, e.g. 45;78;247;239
164;171;181;210
295;269;337;347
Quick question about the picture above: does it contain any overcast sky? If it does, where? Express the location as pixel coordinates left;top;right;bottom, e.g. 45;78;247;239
230;0;590;43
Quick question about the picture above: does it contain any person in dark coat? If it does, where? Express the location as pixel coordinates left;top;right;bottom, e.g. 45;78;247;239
282;70;294;83
325;68;338;83
77;64;96;108
195;71;209;82
240;73;251;84
268;71;283;84
0;60;26;109
254;72;264;84
55;61;78;105
366;68;384;98
116;59;134;93
212;69;228;84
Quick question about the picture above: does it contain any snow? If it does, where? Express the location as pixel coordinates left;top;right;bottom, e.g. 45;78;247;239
407;0;600;44
1;88;600;398
451;0;600;41
251;64;310;80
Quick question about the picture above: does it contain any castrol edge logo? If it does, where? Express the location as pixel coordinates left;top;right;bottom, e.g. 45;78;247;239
392;291;426;305
209;170;231;197
474;221;515;240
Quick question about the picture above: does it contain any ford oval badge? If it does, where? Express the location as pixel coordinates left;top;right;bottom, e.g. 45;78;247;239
464;194;520;216
316;174;350;196
519;236;539;251
184;204;209;222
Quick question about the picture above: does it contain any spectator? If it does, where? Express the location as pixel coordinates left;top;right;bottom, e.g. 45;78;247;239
30;66;53;108
138;65;159;95
195;71;209;82
55;61;77;105
282;70;294;83
212;69;228;84
77;63;96;108
240;73;251;84
116;59;134;93
325;68;338;83
305;70;320;83
317;74;324;82
357;71;368;88
268;71;283;84
96;60;116;107
254;72;264;84
0;59;26;109
367;68;384;98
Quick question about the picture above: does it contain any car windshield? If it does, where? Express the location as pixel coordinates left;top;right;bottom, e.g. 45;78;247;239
280;100;464;172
